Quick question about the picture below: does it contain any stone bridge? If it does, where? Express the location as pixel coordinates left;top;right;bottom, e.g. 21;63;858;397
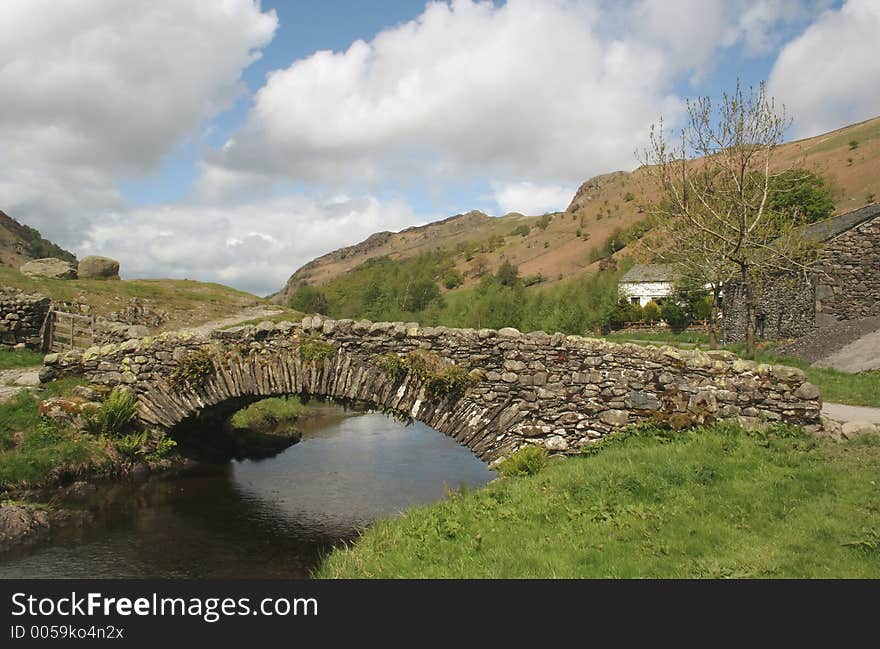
41;316;823;463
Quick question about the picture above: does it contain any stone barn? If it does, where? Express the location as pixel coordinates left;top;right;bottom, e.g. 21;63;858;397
723;203;880;342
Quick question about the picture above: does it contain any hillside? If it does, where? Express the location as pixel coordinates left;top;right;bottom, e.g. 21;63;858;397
278;116;880;303
0;210;77;269
0;266;266;332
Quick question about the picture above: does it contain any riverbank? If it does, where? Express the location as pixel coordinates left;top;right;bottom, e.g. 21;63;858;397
317;422;880;578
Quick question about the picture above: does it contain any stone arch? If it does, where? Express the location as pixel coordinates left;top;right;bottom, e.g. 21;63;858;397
134;347;520;463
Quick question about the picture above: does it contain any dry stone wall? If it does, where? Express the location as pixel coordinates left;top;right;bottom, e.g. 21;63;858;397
0;288;50;350
42;316;823;463
814;213;880;324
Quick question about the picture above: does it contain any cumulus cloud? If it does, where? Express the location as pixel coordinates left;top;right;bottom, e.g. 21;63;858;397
768;0;880;138
491;181;577;215
80;196;421;296
208;0;827;203
0;0;277;240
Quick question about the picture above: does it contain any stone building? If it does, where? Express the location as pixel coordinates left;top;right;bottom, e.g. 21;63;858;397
618;264;678;306
723;203;880;342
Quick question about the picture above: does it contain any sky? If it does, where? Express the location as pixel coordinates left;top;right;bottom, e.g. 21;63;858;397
1;0;877;296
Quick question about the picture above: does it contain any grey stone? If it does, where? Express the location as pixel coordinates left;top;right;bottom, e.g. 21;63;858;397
77;256;120;280
20;258;77;280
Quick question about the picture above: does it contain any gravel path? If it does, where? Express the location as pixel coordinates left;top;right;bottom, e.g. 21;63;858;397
775;316;880;366
814;329;880;373
179;305;286;336
822;402;880;425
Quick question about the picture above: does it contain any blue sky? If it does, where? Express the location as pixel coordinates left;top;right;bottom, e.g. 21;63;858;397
1;0;875;295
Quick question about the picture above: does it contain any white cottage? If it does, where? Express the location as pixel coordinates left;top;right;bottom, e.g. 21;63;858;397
618;264;678;307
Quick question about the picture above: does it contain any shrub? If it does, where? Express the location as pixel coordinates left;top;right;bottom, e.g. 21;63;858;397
115;432;147;461
443;269;464;289
660;300;691;332
372;350;478;399
849;139;859;150
623;192;635;202
536;214;552;230
496;445;548;477
299;337;336;362
168;350;214;391
289;284;329;314
86;389;138;438
146;431;177;460
643;301;661;324
495;260;519;287
510;224;530;237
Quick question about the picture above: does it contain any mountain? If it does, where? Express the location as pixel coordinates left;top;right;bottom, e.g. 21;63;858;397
0;210;77;269
277;116;880;306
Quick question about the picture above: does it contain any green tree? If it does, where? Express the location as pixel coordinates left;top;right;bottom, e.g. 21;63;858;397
767;168;834;225
643;301;661;325
495;260;520;287
443;269;464;289
289;284;329;314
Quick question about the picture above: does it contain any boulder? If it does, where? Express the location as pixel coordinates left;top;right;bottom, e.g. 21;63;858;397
20;258;77;280
77;256;120;280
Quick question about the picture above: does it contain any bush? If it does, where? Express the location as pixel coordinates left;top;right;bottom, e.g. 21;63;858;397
299;337;336;362
372;350;478;399
87;389;138;438
230;397;306;432
660;300;691;332
168;350;214;391
443;269;464;289
115;432;147;461
643;301;661;324
289;284;329;314
496;445;548;477
510;224;530;237
495;260;519;287
536;214;552;230
767;168;834;225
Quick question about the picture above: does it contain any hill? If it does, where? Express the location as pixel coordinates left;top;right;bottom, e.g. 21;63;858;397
277;116;880;304
0;210;77;269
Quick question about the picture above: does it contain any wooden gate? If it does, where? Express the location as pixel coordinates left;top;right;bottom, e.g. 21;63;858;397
44;309;95;352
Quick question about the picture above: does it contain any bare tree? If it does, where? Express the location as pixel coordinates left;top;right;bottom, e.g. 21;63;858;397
639;80;818;354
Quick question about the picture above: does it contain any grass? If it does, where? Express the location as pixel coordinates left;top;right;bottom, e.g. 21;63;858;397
318;423;880;578
0;348;43;370
230;396;308;432
0;390;107;489
0;266;263;331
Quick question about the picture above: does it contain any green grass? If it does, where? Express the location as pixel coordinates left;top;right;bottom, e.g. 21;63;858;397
0;380;109;489
230;396;308;432
603;330;710;346
0;349;43;370
318;423;880;578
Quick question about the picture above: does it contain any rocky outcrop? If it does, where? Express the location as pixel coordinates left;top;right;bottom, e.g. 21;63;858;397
44;317;823;464
0;503;50;552
77;256;120;280
20;257;77;279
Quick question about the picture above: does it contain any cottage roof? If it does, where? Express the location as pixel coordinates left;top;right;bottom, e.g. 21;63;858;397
619;263;678;283
804;203;880;242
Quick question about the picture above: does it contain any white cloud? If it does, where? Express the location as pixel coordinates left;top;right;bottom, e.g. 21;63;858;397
0;0;277;240
768;0;880;138
80;196;421;296
491;181;577;215
209;0;828;204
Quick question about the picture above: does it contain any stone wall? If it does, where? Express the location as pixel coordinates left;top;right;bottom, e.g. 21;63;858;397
814;213;880;325
722;275;816;343
0;288;50;350
42;316;823;463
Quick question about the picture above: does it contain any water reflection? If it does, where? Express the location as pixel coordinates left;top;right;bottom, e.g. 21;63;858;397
0;408;494;579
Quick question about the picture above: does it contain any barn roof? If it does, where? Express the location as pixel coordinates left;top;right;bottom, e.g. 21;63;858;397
619;264;678;283
804;202;880;242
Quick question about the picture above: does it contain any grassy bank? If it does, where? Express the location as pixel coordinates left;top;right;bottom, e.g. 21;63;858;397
318;423;880;578
230;396;307;433
0;349;43;370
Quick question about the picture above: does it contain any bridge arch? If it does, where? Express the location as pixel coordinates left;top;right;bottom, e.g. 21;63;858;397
42;316;823;463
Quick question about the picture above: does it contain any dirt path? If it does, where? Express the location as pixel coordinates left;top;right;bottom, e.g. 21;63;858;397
822;402;880;426
179;305;287;336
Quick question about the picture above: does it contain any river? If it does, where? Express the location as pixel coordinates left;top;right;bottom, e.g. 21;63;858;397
0;405;495;578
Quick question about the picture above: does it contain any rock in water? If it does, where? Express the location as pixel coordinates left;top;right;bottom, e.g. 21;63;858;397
78;256;120;280
19;258;77;279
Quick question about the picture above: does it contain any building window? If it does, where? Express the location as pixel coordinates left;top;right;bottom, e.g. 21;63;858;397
630;297;640;305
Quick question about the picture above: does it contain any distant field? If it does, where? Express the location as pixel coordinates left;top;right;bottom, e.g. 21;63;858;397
0;267;263;332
